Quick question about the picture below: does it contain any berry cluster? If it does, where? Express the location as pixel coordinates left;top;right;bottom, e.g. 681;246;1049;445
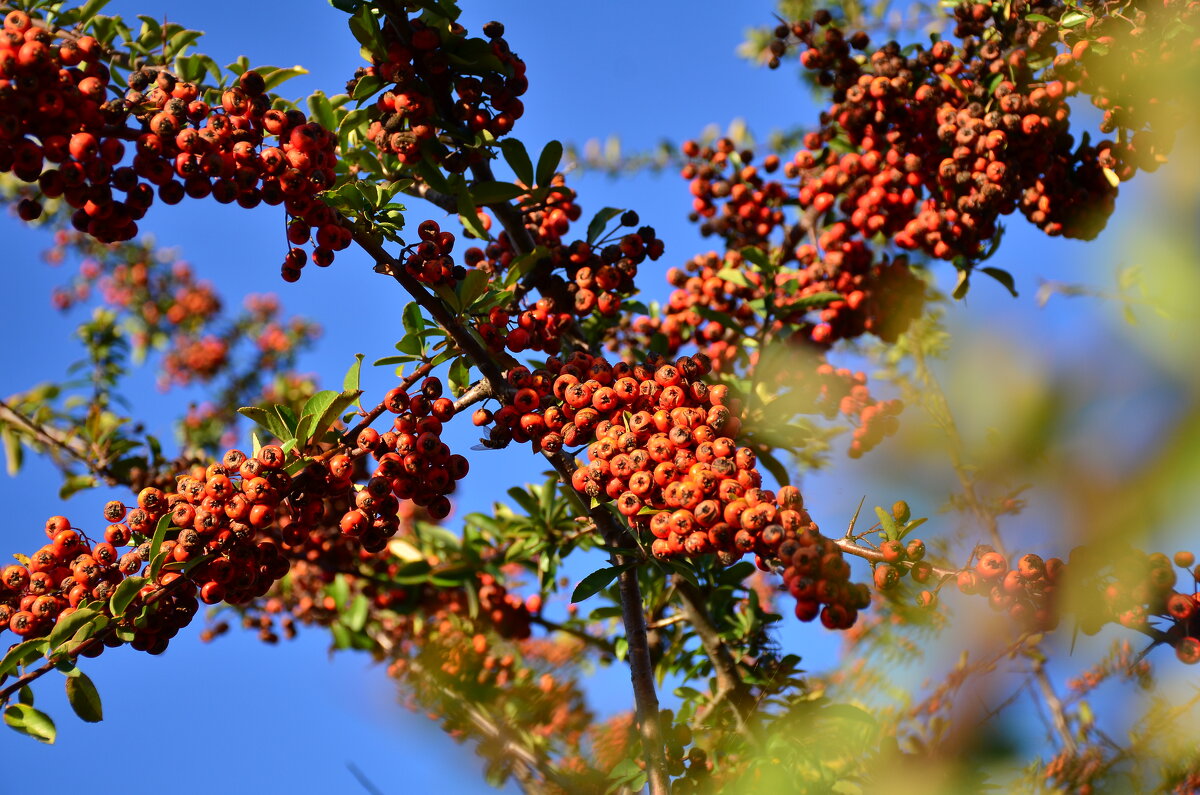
337;375;468;535
468;208;665;355
672;143;928;349
772;8;1119;267
1084;547;1199;663
207;501;535;648
1051;0;1199;163
941;548;1063;632
618;251;762;373
360;16;526;168
472;348;868;621
402;219;465;286
0;10;343;279
0;443;304;653
682;139;787;247
776;492;872;629
801;362;903;458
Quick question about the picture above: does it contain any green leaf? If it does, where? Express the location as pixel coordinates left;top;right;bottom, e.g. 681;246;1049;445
48;608;100;653
1;427;22;476
328;575;351;611
260;65;309;92
4;704;55;744
307;90;337;131
163;29;202;60
448;357;471;396
586;207;623;245
373;355;415;367
717;561;756;585
457;191;489;241
238;406;290;443
352;74;384;104
316;391;362;442
715;268;749;288
291;417;315;448
874;506;899;542
274;405;299;435
470;181;524;205
952;268;971;300
75;0;113;27
301;391;342;426
348;5;386;55
665;559;700;591
343;353;365;394
1060;10;1088;26
402;302;426;336
499;139;533;185
457;268;489;310
571;565;623;603
109;576;147;618
980;267;1018;297
58;474;96;499
65;673;103;723
147;514;172;582
338;107;371;149
535;140;563;186
0;639;50;679
345;594;369;632
740;246;771;271
392;560;433;584
1023;13;1056;23
792;291;844;311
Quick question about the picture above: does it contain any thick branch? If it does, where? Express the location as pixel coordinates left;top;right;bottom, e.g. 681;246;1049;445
451;378;495;413
351;230;509;394
350;224;669;792
673;576;754;731
545;451;670;795
469;159;537;255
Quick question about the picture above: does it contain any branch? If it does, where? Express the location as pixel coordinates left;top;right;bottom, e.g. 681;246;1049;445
452;378;495;413
396;179;458;216
371;631;583;792
469;159;537;255
544;451;671;795
673;576;754;731
0;636;101;702
349;225;670;793
1032;661;1079;756
0;398;116;483
833;536;958;581
351;230;509;395
531;615;617;658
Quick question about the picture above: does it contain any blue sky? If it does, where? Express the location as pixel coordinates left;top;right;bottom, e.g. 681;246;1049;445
2;1;1197;792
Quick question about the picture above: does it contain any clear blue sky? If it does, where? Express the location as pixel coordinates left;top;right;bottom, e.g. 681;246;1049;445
2;1;1195;792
